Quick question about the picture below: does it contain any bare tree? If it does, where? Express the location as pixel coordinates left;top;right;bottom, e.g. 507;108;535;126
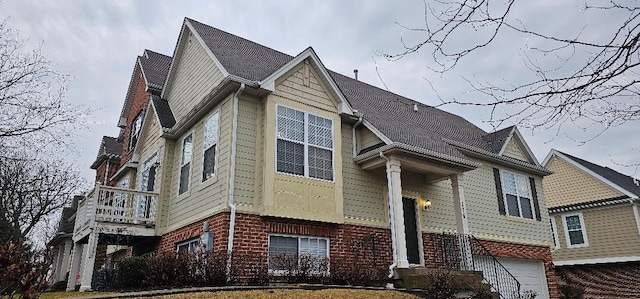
384;0;640;137
0;150;84;242
0;17;83;149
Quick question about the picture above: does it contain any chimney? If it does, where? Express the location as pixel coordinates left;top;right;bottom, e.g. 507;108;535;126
354;69;358;80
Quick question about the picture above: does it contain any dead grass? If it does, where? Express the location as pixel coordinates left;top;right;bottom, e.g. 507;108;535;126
38;291;115;299
136;289;420;299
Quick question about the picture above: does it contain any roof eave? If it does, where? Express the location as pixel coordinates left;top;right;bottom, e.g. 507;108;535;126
354;142;480;170
446;139;552;176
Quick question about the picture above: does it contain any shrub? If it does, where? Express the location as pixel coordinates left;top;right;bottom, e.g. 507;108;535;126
114;256;146;289
559;284;584;299
422;270;458;299
0;240;51;299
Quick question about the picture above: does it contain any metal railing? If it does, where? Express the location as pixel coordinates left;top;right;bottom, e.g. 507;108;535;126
427;232;521;299
74;185;159;235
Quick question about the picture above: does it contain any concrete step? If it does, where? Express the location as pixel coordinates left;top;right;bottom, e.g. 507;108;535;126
394;267;498;298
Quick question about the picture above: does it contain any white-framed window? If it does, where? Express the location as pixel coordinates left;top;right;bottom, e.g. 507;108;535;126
268;234;329;272
202;111;219;182
276;105;334;181
176;238;200;253
136;153;157;219
501;170;535;219
178;133;193;195
550;217;560;251
128;112;143;151
562;213;589;248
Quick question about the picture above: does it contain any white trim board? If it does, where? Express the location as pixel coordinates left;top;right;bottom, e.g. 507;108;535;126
554;256;640;266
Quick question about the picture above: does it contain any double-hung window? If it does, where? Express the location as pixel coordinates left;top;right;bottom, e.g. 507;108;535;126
276;105;333;181
268;235;329;272
501;170;535;219
176;238;200;253
563;213;588;247
202;112;219;181
178;133;193;195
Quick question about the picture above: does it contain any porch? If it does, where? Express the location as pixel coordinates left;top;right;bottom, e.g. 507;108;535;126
67;185;160;291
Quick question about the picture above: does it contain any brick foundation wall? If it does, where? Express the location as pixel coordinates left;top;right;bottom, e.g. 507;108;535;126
479;239;559;299
156;213;230;253
94;244;107;271
556;262;640;299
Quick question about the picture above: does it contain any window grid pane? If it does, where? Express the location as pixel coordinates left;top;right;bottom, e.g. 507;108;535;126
181;134;193;165
308;146;333;180
506;194;520;217
277;140;304;175
520;197;533;219
204;113;219;150
202;146;216;181
277;106;304;142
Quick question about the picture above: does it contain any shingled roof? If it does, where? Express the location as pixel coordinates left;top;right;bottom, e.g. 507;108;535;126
152;95;176;129
139;49;172;91
90;136;122;169
558;151;640;197
184;18;539;169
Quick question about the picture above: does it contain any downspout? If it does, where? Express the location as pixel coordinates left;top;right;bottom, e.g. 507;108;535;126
380;151;398;279
227;83;245;276
352;111;363;158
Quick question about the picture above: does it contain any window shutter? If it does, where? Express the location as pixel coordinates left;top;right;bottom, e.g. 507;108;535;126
529;177;542;221
493;168;506;215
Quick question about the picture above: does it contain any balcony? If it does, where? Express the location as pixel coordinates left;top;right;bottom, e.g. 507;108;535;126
73;185;159;241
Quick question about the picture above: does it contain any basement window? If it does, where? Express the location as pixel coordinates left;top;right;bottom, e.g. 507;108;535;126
268;235;329;272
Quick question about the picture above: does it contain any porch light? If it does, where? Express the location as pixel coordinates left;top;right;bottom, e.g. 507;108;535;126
422;199;432;211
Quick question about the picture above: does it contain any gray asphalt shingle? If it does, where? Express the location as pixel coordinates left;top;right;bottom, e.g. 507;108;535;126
560;151;640;197
139;49;172;90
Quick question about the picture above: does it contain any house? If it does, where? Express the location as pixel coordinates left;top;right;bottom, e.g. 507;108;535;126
61;18;558;298
543;150;640;298
48;195;82;285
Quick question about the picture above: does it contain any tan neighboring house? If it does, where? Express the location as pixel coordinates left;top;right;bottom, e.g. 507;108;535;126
56;18;561;299
543;150;640;298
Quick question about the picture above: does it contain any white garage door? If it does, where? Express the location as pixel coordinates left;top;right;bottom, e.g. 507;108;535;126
495;258;549;299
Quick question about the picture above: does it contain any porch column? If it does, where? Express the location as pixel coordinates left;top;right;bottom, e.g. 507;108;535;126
50;246;61;281
79;232;99;291
451;173;472;270
66;242;83;291
389;158;409;268
59;239;73;282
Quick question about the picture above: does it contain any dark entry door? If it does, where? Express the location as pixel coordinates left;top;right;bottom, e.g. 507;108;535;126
402;197;421;264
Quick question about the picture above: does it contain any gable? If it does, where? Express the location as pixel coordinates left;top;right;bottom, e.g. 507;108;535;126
274;60;338;113
543;156;625;208
356;126;385;154
164;29;226;123
502;136;534;163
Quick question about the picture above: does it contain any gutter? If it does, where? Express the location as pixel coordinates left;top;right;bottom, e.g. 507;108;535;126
227;83;245;277
379;151;397;278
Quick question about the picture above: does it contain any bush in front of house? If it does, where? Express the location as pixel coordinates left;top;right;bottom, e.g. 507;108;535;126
558;284;584;299
114;256;146;289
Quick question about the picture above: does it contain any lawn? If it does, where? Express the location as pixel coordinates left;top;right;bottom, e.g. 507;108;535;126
37;289;420;299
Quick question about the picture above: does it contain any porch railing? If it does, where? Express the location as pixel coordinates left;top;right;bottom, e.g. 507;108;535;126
74;185;159;233
427;232;521;299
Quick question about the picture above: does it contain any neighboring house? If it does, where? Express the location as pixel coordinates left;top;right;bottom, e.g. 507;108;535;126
48;196;81;285
543;150;640;298
61;18;558;298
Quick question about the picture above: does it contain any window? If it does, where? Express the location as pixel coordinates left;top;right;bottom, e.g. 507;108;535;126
563;213;588;248
128;112;143;151
202;112;219;181
176;238;200;253
501;170;535;219
136;154;157;219
276;105;333;181
268;235;329;272
178;133;193;195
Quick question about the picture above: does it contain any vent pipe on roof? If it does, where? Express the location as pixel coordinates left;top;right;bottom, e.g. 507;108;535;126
634;178;639;187
354;69;358;80
413;104;418;112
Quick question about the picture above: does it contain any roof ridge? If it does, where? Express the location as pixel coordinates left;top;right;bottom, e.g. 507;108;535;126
144;49;171;58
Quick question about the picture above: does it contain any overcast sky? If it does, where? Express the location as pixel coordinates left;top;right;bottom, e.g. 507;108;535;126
2;0;638;183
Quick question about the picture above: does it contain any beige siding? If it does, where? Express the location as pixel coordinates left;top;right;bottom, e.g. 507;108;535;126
273;62;337;113
423;180;458;232
166;96;233;230
552;205;640;261
502;137;533;163
165;30;226;123
136;111;167;232
261;61;343;223
543;156;624;208
157;139;175;231
356;126;384;153
465;164;551;245
342;123;388;226
234;97;259;212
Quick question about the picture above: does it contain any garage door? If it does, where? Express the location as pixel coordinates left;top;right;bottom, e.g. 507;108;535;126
474;256;549;299
495;258;549;299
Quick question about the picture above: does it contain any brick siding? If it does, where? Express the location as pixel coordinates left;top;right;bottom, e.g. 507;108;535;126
120;70;152;165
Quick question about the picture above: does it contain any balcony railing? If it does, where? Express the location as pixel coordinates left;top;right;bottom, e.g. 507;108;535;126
74;185;159;235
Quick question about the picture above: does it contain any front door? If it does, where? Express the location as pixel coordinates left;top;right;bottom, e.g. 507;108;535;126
402;197;421;264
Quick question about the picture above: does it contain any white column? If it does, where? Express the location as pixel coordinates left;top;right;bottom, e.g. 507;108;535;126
451;173;472;270
50;246;61;281
79;232;99;291
60;239;73;282
66;242;83;291
389;158;409;268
